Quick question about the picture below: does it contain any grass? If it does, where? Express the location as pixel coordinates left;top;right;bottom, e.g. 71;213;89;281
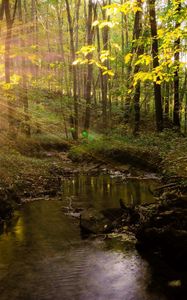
69;130;187;177
0;132;71;185
0;145;52;184
14;133;71;156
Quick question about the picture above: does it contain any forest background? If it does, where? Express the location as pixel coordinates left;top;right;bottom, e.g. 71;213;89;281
0;0;187;183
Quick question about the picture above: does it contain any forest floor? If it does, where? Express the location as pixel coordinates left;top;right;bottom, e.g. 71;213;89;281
0;130;187;188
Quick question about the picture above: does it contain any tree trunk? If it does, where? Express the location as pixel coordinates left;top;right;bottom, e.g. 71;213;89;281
132;0;143;135
164;81;170;116
148;0;163;131
185;93;187;135
84;0;94;131
101;0;109;129
65;0;78;140
18;0;30;136
173;0;181;129
4;0;18;135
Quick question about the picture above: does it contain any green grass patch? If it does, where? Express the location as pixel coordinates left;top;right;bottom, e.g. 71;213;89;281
69;130;187;176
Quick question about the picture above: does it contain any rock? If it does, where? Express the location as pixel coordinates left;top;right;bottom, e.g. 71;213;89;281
62;205;83;218
101;207;127;221
65;212;81;218
80;208;113;234
0;198;13;219
135;195;187;270
0;186;20;220
80;207;132;235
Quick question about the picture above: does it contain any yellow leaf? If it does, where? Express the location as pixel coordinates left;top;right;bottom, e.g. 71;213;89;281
124;53;133;64
107;70;114;76
99;21;117;29
11;74;21;84
80;59;88;65
102;70;114;76
92;20;99;27
72;59;81;65
3;83;12;90
158;28;165;38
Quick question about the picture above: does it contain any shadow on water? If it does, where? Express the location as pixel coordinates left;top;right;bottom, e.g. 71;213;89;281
137;250;187;300
0;175;185;300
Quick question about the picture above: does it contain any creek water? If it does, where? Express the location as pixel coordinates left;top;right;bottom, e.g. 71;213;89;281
0;175;169;300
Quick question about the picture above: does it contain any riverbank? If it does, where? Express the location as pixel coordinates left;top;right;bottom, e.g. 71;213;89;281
0;130;187;229
1;130;187;183
69;130;187;178
0;131;187;297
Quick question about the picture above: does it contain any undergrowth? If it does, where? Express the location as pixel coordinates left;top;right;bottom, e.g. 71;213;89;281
0;129;186;185
69;130;187;176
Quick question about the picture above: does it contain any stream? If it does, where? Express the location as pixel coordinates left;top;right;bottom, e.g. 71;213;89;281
0;175;170;300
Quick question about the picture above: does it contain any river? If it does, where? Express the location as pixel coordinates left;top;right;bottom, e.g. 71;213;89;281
0;175;169;300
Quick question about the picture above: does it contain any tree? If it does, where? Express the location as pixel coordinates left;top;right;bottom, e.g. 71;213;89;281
173;0;181;129
148;0;163;131
2;0;18;135
18;0;31;136
65;0;79;140
101;0;110;129
84;0;95;131
132;0;143;135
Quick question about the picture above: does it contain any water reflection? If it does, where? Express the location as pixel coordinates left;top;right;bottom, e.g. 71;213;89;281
61;175;157;210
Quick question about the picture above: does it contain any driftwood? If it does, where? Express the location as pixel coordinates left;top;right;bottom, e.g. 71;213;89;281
154;183;179;191
84;163;104;172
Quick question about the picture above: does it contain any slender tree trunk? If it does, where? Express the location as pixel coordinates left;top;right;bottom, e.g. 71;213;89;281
84;0;94;131
180;69;187;104
96;9;105;129
173;0;181;129
30;0;39;79
123;2;131;121
75;0;81;100
148;0;163;131
65;0;78;140
132;0;143;135
101;0;109;129
18;0;30;136
164;81;170;117
56;2;69;99
121;0;125;78
4;0;18;135
4;1;12;132
185;93;187;135
75;0;81;52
